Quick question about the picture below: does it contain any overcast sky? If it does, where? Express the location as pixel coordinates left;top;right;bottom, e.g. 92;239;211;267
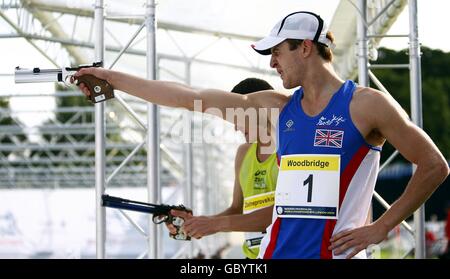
379;0;450;51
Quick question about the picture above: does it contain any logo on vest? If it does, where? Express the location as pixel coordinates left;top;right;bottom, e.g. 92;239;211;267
254;170;267;189
317;115;346;127
283;119;295;132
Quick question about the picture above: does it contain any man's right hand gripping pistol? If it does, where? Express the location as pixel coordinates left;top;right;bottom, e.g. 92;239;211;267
14;62;114;104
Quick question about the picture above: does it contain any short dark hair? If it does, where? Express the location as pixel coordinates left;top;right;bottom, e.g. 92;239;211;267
231;78;274;95
286;31;335;62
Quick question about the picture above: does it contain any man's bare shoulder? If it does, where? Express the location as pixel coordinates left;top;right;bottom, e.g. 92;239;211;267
352;86;386;105
351;86;399;116
236;143;252;158
235;143;252;171
352;86;407;116
349;86;396;145
248;90;291;110
351;86;410;135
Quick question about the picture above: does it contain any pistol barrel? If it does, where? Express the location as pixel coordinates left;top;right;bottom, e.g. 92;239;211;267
14;67;63;83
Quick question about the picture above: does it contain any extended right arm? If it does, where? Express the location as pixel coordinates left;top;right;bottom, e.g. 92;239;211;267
75;67;285;117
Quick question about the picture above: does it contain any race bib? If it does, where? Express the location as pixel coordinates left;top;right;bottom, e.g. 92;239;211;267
275;154;340;219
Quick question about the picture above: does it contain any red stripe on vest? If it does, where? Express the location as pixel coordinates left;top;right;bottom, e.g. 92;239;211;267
320;146;370;259
263;217;281;259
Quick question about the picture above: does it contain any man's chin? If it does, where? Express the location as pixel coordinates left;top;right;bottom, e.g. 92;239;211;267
282;80;293;89
283;82;299;90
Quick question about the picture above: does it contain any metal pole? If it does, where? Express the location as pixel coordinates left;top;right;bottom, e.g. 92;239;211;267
356;0;373;230
357;0;369;87
183;61;194;258
408;0;425;259
94;0;106;259
146;0;161;259
202;142;212;258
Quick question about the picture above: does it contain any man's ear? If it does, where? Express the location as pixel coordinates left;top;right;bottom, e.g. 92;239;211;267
302;40;314;57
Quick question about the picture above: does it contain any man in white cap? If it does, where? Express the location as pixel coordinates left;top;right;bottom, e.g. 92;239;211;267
74;11;449;259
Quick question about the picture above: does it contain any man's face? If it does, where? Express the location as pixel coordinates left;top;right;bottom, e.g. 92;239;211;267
269;41;302;89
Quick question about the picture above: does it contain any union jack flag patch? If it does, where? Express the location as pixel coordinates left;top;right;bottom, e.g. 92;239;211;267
314;129;344;148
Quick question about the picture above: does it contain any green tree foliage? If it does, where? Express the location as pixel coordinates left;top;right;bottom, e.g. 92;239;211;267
54;83;93;124
29;84;95;166
0;98;26;157
371;47;450;161
0;99;13;125
31;84;125;169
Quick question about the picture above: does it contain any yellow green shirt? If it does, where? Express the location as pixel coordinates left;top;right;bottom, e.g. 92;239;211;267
239;142;278;259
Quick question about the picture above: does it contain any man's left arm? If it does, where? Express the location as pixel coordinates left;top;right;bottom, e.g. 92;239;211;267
330;89;449;258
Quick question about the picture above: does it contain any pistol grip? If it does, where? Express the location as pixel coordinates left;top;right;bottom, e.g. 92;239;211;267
76;74;114;103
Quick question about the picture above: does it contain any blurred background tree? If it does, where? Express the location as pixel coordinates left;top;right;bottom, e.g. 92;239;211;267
371;47;450;162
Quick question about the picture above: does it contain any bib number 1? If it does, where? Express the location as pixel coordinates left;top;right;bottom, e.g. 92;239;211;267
275;154;340;219
303;174;313;203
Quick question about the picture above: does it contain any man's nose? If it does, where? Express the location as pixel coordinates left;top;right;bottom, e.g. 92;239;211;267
270;55;277;68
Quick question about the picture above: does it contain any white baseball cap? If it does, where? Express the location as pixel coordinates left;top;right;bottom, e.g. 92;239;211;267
252;11;333;55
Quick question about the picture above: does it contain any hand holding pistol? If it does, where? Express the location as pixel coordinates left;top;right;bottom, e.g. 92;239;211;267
14;62;114;103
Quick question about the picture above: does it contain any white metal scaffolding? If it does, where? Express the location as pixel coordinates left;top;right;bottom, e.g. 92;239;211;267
94;0;106;259
145;0;161;259
355;0;425;258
